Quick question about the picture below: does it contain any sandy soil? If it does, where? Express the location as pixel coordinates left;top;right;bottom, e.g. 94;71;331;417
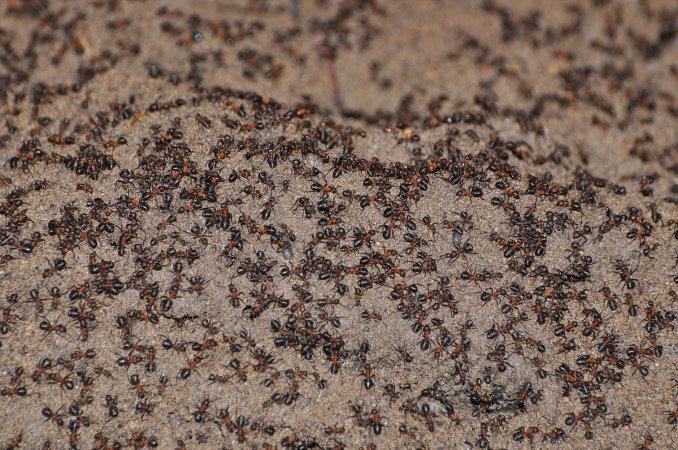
0;1;677;449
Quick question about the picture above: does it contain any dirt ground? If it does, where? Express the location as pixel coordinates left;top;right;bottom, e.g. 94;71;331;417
0;0;677;449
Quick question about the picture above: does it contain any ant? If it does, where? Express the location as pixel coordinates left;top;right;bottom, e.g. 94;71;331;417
180;355;206;379
613;259;638;291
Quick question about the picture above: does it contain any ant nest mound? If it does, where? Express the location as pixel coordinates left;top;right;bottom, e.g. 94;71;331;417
1;1;677;449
